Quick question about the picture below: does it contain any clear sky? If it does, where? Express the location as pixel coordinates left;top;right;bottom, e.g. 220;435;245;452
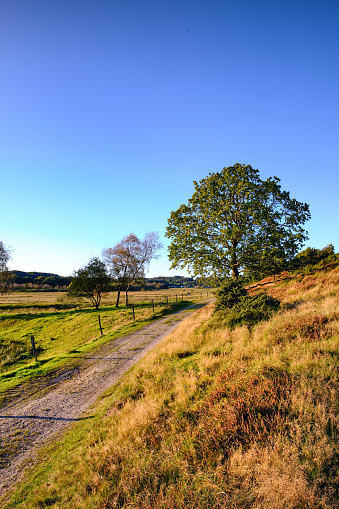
1;0;338;277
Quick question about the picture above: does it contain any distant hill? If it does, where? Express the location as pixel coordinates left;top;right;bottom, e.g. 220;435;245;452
8;271;204;290
145;276;198;289
9;271;73;288
11;270;61;278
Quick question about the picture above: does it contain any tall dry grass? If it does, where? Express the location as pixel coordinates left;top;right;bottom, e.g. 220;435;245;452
5;268;339;509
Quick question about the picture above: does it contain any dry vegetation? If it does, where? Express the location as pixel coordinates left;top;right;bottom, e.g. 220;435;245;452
4;269;339;508
0;288;206;306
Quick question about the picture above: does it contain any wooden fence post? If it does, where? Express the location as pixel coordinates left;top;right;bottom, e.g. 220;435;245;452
132;306;135;321
30;335;38;362
166;296;168;305
98;315;103;336
152;300;154;312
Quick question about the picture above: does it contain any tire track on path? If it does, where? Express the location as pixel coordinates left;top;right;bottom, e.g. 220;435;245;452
0;300;212;496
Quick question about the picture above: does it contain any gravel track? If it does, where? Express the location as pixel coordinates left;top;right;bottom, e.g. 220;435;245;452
0;301;210;496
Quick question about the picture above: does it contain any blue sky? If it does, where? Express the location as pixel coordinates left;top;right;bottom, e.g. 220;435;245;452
1;0;338;277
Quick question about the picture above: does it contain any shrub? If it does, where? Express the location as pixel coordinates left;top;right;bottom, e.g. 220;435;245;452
214;279;248;312
290;244;339;273
214;279;280;328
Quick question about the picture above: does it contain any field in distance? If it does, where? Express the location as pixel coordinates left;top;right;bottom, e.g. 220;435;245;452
0;287;209;306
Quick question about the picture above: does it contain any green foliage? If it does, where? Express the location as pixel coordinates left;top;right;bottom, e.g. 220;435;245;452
7;271;72;290
214;279;280;328
166;163;311;280
214;278;248;310
290;244;339;273
68;257;111;309
223;293;280;328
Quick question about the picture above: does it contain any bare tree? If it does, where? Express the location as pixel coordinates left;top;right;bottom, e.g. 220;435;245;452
102;232;163;307
0;242;11;293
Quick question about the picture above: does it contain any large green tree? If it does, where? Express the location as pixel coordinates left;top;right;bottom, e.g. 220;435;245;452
166;164;311;281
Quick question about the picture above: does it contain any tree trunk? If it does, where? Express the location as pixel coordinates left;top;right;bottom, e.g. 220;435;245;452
116;289;121;308
231;241;239;279
125;282;132;307
232;266;239;279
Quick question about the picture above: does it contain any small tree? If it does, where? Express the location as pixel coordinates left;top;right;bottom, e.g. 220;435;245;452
103;232;162;307
0;241;12;293
68;257;111;309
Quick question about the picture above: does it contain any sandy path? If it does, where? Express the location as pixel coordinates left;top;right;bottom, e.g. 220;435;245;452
0;301;210;496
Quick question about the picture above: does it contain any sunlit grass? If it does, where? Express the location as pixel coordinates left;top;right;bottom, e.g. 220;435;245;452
0;288;210;393
4;269;339;508
0;288;211;306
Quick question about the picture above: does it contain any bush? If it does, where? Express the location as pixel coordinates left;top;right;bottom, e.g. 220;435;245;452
214;279;248;312
214;279;280;328
290;245;339;273
224;293;280;328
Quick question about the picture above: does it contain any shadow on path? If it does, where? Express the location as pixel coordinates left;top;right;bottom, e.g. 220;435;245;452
0;415;94;422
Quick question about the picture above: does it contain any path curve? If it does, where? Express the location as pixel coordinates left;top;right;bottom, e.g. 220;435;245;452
0;300;211;496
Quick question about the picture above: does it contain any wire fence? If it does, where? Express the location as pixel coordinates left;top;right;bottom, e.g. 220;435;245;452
0;290;213;366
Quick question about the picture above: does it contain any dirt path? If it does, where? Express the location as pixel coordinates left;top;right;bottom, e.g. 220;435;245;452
0;301;211;496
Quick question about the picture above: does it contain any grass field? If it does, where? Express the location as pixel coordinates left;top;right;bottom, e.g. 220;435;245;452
0;288;210;306
0;288;211;394
3;267;339;508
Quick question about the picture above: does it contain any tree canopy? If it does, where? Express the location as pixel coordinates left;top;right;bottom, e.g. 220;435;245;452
290;244;339;272
68;257;111;309
102;232;162;307
166;163;311;281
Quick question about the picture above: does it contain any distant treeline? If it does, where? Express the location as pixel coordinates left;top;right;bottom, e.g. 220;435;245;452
7;272;202;291
8;246;337;292
8;271;72;290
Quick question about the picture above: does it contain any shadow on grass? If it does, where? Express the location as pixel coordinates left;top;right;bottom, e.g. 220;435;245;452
64;356;133;361
0;300;193;322
0;358;57;378
0;300;208;387
0;415;94;422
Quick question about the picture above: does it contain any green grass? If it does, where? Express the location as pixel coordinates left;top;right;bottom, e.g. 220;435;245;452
3;267;339;508
0;299;195;395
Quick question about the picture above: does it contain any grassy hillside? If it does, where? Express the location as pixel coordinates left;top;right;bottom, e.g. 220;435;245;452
4;268;339;508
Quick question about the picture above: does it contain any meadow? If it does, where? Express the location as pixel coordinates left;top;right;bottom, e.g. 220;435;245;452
0;288;209;394
3;267;339;508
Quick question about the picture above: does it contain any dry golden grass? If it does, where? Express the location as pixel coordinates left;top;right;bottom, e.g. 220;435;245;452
0;288;210;306
5;268;339;508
